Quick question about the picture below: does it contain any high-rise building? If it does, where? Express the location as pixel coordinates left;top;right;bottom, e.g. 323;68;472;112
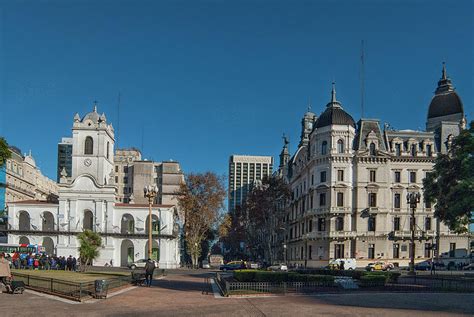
228;155;273;212
113;154;184;205
275;64;469;268
57;137;73;182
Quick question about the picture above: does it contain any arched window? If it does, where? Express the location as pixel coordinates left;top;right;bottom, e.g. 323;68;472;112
337;139;344;154
107;142;110;159
84;137;93;155
321;141;328;155
369;143;376;156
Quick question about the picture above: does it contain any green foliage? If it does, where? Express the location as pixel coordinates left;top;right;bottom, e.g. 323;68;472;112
233;270;334;284
359;274;386;287
77;230;102;271
0;137;11;168
364;271;401;283
295;269;365;280
423;121;474;233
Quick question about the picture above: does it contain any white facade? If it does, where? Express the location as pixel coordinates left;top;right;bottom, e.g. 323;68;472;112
7;105;180;268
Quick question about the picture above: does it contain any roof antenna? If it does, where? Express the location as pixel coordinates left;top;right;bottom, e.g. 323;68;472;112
360;40;365;119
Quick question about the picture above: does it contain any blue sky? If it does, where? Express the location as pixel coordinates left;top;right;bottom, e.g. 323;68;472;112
0;0;472;181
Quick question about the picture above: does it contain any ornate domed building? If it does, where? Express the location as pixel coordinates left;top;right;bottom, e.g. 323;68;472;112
275;65;469;268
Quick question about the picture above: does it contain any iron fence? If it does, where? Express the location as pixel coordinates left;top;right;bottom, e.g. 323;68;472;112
12;272;132;301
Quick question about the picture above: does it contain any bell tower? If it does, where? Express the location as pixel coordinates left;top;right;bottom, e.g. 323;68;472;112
70;102;115;185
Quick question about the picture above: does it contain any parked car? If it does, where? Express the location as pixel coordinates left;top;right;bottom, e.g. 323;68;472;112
219;261;246;271
414;262;431;271
462;263;474;271
329;258;357;270
128;259;158;270
366;261;395;272
201;260;211;269
268;263;288;271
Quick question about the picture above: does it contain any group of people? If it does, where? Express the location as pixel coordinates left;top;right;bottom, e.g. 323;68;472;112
6;253;79;271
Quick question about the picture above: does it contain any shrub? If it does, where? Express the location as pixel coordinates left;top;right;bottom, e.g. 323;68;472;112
295;269;365;280
363;271;401;283
233;270;335;284
359;275;386;287
233;270;257;282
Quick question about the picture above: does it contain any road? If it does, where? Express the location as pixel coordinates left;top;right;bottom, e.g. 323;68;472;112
0;269;473;316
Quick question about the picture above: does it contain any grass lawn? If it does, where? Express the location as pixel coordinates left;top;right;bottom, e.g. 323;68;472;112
12;269;129;283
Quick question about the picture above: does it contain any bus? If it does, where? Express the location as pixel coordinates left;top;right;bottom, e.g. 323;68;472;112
0;243;45;258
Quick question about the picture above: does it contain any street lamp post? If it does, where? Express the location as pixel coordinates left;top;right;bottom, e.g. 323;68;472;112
144;185;159;260
407;191;421;275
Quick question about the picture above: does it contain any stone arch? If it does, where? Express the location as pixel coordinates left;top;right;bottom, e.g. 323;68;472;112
145;239;159;261
83;210;94;231
42;211;55;231
145;214;160;234
19;236;30;245
18;211;30;231
120;239;134;267
121;214;135;234
43;237;55;255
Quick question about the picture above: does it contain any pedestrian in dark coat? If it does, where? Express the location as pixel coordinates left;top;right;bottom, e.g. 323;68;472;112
144;259;156;287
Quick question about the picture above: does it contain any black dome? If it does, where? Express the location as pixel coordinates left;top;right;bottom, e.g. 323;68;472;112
314;106;356;128
427;63;464;119
428;91;463;119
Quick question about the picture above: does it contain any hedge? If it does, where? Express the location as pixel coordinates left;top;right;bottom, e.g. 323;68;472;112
359;275;386;287
233;270;334;284
295;269;400;282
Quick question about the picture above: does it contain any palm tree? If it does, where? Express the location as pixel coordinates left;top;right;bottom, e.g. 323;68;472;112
77;230;102;271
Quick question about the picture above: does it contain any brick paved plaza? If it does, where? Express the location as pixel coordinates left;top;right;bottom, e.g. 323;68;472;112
1;270;473;317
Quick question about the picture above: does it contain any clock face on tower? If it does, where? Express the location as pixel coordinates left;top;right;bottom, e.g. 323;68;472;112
84;158;92;167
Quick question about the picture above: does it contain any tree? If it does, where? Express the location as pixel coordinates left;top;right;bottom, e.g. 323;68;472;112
242;176;291;264
0;137;10;168
423;121;474;233
218;206;248;261
176;172;226;268
77;230;102;271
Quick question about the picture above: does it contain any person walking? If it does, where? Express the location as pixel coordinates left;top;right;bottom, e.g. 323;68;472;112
144;259;156;287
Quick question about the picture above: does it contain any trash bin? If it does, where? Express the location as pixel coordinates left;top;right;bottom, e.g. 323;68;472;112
95;279;108;299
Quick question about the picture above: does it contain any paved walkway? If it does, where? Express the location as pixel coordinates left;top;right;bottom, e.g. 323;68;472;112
1;270;473;316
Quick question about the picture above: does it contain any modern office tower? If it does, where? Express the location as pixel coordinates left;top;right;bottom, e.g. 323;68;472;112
114;148;142;203
57;137;73;182
228;155;273;212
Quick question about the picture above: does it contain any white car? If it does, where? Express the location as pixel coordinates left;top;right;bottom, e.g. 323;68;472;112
268;264;288;271
202;260;211;269
328;258;357;270
128;259;158;269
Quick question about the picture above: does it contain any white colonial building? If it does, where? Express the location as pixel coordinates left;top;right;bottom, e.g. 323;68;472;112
277;65;469;268
6;105;180;268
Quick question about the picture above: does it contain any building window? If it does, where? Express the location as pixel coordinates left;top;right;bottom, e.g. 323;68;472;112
320;171;327;183
124;166;129;173
395;143;401;156
319;193;326;206
410;171;417;183
394;193;401;209
336;216;344;231
309;219;313;232
311;174;314;185
394;171;401;183
368;216;376;231
308;245;312;259
370;142;376;156
411;144;417;156
425;217;432;231
115;176;118;183
123;177;128;184
318;218;326;231
321;141;327;155
369;170;376;182
337;192;344;207
368;244;375;259
337;139;344;154
84;136;93;155
394;217;400;231
334;244;344;259
426;144;432;157
393;243;400;259
368;193;377;207
115;166;118;173
425;243;432;258
449;243;456;257
337;170;344;182
107;142;110;159
425;200;431;209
